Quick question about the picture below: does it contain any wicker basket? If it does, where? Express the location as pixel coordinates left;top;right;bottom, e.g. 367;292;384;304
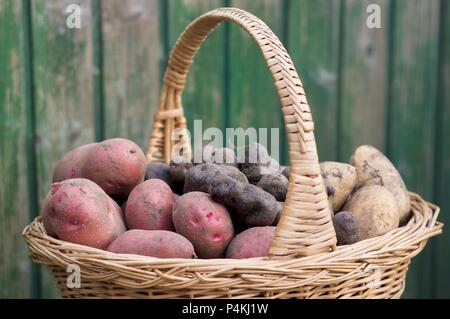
23;8;442;299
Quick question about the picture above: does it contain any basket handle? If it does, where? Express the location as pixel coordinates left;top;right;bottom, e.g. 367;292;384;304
146;7;336;257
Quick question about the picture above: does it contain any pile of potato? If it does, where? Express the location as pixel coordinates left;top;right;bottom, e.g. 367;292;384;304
41;138;410;260
323;145;411;245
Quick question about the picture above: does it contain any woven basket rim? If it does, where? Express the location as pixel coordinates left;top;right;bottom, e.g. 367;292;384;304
23;192;442;269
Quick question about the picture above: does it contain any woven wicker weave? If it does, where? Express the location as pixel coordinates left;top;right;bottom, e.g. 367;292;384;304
23;8;442;299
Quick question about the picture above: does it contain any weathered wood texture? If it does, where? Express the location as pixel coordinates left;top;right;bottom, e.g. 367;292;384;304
387;0;440;299
167;0;226;153
102;0;161;149
0;0;448;298
0;0;31;298
288;0;341;161
31;0;96;298
433;0;449;299
228;0;284;162
339;0;389;161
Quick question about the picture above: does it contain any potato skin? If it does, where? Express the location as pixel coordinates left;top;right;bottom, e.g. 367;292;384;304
145;161;193;194
125;179;175;231
280;166;290;179
237;143;277;184
172;192;234;259
107;229;196;258
257;173;288;201
199;145;237;166
343;185;399;240
272;202;284;226
52;138;146;200
210;178;278;226
52;143;97;182
332;211;360;245
145;162;172;184
350;145;411;224
168;157;194;194
226;226;275;259
41;178;126;249
84;138;146;200
183;163;248;194
320;162;357;212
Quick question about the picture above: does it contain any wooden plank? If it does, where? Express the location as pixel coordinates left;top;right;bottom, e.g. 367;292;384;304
288;0;341;162
102;0;161;150
433;0;450;298
339;0;389;161
21;0;41;299
92;0;104;141
387;0;440;299
31;0;96;298
228;0;284;162
168;0;226;153
0;0;31;298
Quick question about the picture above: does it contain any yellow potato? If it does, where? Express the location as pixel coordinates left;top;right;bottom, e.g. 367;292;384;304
350;145;411;224
343;185;399;240
320;162;357;213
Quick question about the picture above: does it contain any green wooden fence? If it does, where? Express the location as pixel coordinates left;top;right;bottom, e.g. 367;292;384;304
0;0;448;298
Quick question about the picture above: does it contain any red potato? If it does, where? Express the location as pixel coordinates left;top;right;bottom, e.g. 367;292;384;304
52;138;146;200
52;143;96;182
41;178;126;249
107;229;196;258
172;192;234;259
125;179;175;231
226;226;275;259
83;138;146;199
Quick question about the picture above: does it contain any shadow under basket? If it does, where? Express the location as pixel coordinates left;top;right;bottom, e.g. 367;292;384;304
23;8;443;299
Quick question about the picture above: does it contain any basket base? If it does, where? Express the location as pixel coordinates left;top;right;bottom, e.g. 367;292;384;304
49;261;409;299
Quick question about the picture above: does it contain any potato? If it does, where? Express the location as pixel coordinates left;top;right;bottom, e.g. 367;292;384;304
210;178;278;226
172;192;234;258
257;173;288;201
320;162;357;212
107;229;196;258
272;202;283;226
183;163;248;194
145;162;172;184
146;161;193;194
168;156;194;194
199;144;237;166
343;185;399;240
332;211;360;245
226;226;275;259
41;178;126;249
125;179;175;231
280;166;290;179
84;138;146;200
237;143;278;183
350;145;411;224
52;138;146;200
52;143;96;182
